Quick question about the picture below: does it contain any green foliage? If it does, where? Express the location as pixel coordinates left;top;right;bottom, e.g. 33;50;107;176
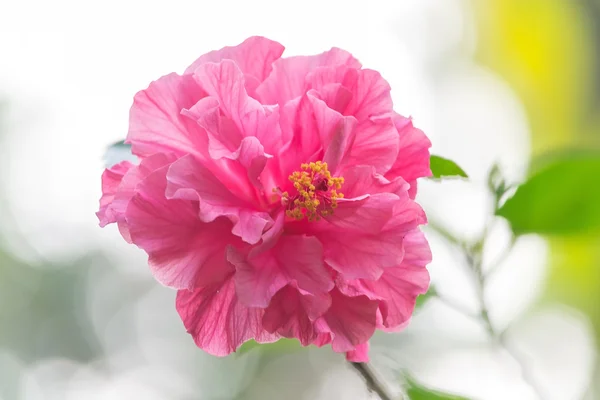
0;250;105;364
429;156;468;179
496;152;600;235
406;376;471;400
236;338;303;357
236;339;262;355
487;163;512;209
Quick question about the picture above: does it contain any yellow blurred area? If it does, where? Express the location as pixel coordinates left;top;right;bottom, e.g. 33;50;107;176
548;236;600;325
473;0;600;337
473;0;593;153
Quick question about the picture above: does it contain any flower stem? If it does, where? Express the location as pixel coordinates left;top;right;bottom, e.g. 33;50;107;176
430;218;546;399
350;362;394;400
468;241;548;400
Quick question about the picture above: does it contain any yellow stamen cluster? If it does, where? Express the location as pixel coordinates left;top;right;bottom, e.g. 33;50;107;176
282;161;344;221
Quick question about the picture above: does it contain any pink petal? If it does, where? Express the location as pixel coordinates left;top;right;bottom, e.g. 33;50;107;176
181;96;239;160
166;154;271;245
230;136;272;188
407;180;419;200
110;154;176;214
307;66;358;113
308;66;393;122
387;192;428;231
346;342;370;362
307;66;398;173
262;285;331;346
320;231;404;280
127;73;209;159
345;69;392;121
401;229;433;270
254;105;286;156
315;289;378;353
277;96;321;170
183;96;272;191
386;114;432;187
126;165;239;289
229;235;332;308
256;48;361;106
338;229;431;330
343;115;399;175
315;195;405;280
277;94;356;182
193;60;265;138
309;83;353;115
338;165;409;199
181;97;270;189
190;102;282;165
312;333;333;347
191;60;278;183
185;97;281;173
326;192;401;233
307;181;425;280
314;100;357;175
176;273;279;356
227;246;288;309
254;210;285;253
275;167;402;236
100;153;177;243
184;36;285;96
376;270;430;329
97;161;134;227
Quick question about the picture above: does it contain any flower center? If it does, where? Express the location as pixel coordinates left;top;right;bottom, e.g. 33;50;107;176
278;161;344;221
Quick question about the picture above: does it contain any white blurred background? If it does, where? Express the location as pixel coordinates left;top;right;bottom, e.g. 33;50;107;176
0;0;598;399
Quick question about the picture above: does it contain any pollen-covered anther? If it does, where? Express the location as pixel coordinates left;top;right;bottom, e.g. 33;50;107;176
283;161;344;221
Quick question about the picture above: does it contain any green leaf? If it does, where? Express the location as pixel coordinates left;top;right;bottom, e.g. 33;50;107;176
406;376;471;400
487;163;507;195
235;338;303;357
236;339;261;355
496;153;600;235
104;140;136;168
415;285;437;310
429;155;468;179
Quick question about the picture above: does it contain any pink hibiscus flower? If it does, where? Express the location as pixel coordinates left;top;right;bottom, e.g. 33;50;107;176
97;36;432;362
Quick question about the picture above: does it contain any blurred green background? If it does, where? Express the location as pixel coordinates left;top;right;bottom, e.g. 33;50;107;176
475;0;600;396
474;0;600;349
